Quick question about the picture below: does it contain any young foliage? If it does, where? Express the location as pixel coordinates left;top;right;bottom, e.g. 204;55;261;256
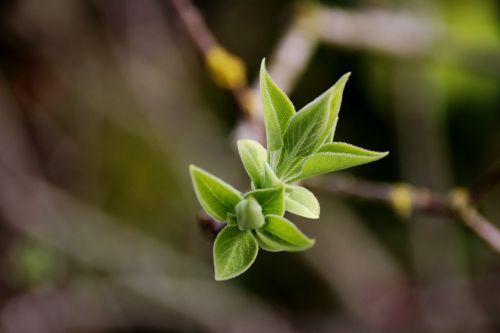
238;139;267;188
254;215;315;252
190;59;387;280
277;73;350;178
235;197;265;230
291;143;388;182
260;60;294;154
214;226;259;281
285;185;320;219
190;165;242;222
283;74;350;158
245;186;285;216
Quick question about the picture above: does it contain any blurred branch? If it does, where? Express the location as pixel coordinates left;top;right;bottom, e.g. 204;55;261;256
0;76;297;333
304;5;439;57
449;189;500;254
307;175;447;215
307;175;500;255
168;0;253;117
259;4;500;99
1;277;191;333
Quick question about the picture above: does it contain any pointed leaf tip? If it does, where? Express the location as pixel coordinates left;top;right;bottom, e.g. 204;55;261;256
260;58;295;152
291;143;389;182
280;72;351;165
323;73;351;143
190;165;242;222
237;139;267;189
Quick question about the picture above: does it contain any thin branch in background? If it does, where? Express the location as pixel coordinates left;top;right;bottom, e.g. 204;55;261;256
168;0;216;53
168;0;253;118
449;188;500;255
308;174;500;256
307;175;449;215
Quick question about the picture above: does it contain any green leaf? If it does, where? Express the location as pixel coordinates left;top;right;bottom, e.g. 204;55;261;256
291;143;389;182
237;139;267;188
325;117;339;144
236;197;265;230
253;231;283;252
190;165;242;222
277;73;350;178
323;73;350;143
255;215;315;252
245;186;285;216
281;93;329;159
285;185;320;219
214;226;259;281
260;59;295;152
279;157;306;183
262;163;282;188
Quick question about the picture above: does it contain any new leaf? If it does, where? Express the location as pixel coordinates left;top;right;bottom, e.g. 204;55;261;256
237;139;267;188
262;163;282;188
255;215;315;252
260;60;295;153
323;73;350;143
278;73;350;177
214;226;259;281
291;143;389;182
285;185;320;219
245;186;285;216
190;165;242;222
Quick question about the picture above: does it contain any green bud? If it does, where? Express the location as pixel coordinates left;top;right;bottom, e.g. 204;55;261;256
236;197;265;230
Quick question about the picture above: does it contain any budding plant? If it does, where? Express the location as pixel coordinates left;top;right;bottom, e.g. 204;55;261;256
190;60;388;281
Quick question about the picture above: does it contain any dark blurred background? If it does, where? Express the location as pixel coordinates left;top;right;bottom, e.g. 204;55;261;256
0;0;499;332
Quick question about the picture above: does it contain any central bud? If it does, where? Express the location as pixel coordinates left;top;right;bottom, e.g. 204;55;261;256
235;197;265;230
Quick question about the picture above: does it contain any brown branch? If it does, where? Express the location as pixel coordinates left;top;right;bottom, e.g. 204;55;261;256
307;174;500;255
306;175;448;215
168;0;216;53
168;0;252;117
449;189;500;254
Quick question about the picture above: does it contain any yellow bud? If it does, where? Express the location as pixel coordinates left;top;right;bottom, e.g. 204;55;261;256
205;47;246;90
448;187;470;210
389;184;414;218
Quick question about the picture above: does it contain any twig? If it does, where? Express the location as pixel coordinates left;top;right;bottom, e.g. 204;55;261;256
307;174;500;255
168;0;252;117
449;189;500;254
306;175;448;215
168;0;215;53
